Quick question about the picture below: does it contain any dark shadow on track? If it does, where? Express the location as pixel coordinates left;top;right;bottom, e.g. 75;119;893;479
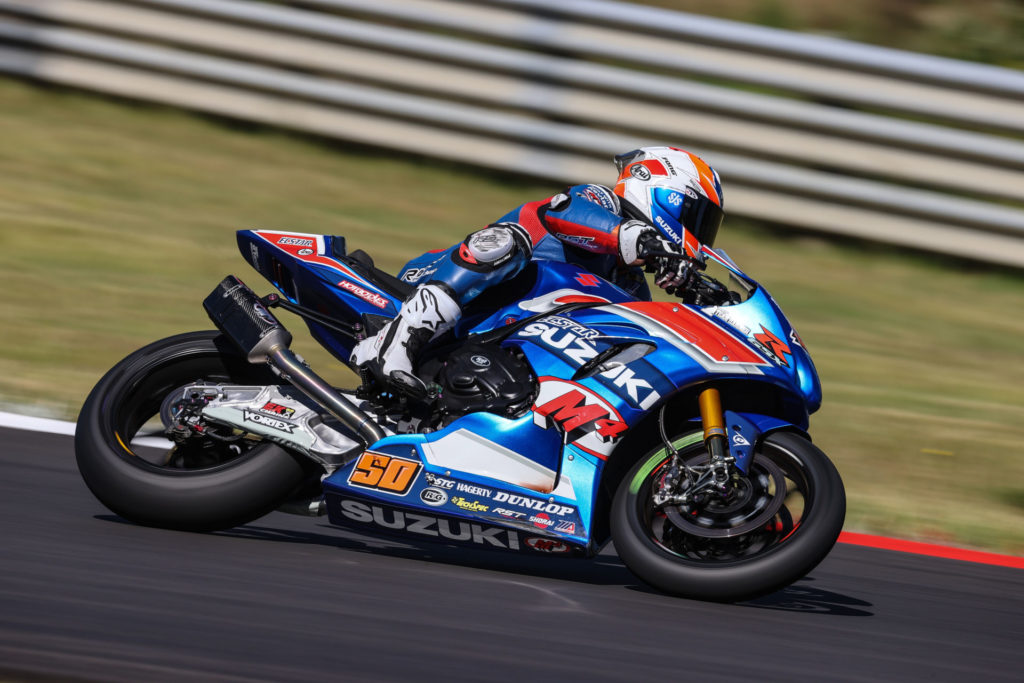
740;577;874;616
95;515;873;611
95;515;639;588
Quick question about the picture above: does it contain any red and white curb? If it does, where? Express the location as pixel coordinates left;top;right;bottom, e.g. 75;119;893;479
0;410;171;449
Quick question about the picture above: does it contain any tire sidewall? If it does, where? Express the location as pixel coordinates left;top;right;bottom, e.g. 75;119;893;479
75;331;312;531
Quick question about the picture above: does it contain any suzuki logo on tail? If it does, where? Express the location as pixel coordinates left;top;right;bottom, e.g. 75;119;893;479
532;379;626;458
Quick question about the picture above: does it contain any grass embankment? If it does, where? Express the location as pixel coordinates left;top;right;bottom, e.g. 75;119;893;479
1;79;1022;553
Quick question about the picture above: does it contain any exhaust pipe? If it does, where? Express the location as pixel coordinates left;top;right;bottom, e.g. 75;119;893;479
203;275;386;446
265;345;385;445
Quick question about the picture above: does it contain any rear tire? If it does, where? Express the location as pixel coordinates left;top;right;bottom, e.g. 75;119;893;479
611;431;845;602
75;331;313;532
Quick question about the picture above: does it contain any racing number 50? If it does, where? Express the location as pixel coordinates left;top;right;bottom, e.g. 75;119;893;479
348;452;422;495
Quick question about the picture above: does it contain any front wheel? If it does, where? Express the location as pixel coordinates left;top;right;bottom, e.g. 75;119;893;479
611;431;845;602
75;331;315;532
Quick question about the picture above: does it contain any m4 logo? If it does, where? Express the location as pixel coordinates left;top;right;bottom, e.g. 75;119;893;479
532;379;626;458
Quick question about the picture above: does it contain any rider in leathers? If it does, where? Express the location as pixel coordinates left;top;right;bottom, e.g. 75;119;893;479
352;146;726;393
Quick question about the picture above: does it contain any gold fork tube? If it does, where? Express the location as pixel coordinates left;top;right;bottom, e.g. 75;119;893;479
698;387;726;443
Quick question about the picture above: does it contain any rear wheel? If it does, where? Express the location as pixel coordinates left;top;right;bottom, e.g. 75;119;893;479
75;331;314;531
611;430;845;602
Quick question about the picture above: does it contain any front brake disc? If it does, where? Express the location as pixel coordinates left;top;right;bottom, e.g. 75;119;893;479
664;454;787;538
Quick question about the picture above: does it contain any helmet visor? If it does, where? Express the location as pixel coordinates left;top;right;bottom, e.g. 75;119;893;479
681;190;724;248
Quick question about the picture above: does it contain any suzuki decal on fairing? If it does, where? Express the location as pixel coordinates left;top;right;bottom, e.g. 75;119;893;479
335;499;520;550
517;320;662;409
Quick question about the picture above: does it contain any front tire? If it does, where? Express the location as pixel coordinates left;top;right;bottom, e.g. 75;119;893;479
611;431;845;602
75;331;313;532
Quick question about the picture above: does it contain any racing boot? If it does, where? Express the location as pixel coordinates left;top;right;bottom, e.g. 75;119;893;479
351;282;461;395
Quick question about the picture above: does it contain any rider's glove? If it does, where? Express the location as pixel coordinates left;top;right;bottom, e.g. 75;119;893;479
618;220;702;293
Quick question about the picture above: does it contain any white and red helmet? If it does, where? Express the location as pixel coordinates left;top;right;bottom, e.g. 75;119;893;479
613;147;724;256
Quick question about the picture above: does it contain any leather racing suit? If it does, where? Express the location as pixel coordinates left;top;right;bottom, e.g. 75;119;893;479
397;183;651;303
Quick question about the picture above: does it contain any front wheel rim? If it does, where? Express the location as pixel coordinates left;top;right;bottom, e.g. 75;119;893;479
634;439;815;564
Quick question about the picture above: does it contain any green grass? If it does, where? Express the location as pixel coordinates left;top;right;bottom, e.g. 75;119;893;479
2;78;1022;554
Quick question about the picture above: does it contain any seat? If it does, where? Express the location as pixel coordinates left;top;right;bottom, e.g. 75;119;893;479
342;249;414;301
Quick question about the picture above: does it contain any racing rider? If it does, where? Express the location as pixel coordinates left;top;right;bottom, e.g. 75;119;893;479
351;146;725;394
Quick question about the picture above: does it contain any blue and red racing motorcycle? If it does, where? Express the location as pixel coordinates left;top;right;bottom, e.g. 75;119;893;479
76;230;845;602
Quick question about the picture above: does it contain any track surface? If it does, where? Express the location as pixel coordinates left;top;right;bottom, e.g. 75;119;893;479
2;427;1022;682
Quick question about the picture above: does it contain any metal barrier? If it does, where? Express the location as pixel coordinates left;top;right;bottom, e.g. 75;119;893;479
1;0;1023;266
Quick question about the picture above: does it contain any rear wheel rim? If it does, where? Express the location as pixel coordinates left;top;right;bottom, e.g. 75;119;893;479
104;346;273;474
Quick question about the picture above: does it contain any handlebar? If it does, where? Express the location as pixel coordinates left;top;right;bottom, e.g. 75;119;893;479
642;249;736;306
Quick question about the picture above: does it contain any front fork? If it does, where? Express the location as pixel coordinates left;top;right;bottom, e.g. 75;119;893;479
698;387;733;488
654;386;737;506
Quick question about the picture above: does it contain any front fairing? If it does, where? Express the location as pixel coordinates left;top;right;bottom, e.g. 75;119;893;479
697;249;821;413
478;253;821;418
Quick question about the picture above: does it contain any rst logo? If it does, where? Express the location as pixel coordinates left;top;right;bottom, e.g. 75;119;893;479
518;320;661;409
532;379;626;458
337;499;520;550
347;452;421;496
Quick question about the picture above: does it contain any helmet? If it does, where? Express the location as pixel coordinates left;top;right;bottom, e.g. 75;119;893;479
612;146;724;249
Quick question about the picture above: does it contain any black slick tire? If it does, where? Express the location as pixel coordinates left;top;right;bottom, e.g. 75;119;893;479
611;431;845;602
75;331;312;532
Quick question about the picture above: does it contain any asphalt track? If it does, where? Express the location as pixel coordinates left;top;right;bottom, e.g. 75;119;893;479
2;426;1022;682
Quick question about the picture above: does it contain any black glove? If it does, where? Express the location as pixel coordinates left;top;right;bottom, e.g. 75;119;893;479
636;230;703;294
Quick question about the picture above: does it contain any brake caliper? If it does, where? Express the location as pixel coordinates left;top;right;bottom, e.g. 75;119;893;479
161;384;221;444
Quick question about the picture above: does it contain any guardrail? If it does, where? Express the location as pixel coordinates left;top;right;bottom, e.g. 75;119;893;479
1;0;1023;267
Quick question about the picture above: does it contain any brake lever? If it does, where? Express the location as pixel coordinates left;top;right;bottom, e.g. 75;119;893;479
644;249;708;268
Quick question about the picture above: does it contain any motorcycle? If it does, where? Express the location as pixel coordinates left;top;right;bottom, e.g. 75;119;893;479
75;229;845;602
